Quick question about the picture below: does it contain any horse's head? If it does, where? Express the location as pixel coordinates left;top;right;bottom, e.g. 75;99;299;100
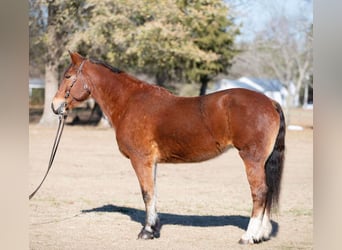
51;51;91;115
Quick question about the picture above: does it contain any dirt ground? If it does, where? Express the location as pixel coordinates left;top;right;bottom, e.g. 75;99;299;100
29;108;313;250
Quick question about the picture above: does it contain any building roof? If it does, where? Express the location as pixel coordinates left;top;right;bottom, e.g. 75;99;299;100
209;77;288;106
212;79;260;93
29;78;45;89
238;77;285;92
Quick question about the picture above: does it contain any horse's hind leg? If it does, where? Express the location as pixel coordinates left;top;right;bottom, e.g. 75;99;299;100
130;157;160;240
238;151;272;244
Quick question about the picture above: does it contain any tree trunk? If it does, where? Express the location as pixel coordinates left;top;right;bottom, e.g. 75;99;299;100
199;75;209;96
303;82;308;108
38;1;62;126
39;62;59;126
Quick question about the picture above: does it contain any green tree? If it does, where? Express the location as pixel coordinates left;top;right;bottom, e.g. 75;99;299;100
29;0;90;125
179;0;240;95
30;0;240;126
70;0;239;95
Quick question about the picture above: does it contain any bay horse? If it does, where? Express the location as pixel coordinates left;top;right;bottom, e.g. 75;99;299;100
52;51;285;244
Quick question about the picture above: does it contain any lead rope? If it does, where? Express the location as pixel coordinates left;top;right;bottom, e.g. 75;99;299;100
29;113;67;200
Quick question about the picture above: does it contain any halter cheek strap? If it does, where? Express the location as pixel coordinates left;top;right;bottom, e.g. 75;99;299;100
65;60;88;99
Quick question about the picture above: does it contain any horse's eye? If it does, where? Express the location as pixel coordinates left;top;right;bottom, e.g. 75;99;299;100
65;75;71;79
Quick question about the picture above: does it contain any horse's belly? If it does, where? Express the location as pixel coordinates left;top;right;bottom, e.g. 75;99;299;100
157;139;232;163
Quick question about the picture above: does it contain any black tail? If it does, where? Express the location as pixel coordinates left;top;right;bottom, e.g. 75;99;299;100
265;102;286;213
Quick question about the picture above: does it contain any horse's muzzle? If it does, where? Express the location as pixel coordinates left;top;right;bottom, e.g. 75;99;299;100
51;99;67;115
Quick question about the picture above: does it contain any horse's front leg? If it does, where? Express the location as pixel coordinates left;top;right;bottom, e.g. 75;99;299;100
130;157;160;239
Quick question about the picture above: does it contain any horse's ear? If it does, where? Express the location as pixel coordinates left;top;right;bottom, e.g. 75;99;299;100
68;50;84;66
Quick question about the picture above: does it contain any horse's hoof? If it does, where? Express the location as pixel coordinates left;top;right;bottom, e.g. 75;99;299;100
253;238;263;244
151;221;160;238
238;238;254;245
239;236;270;244
261;236;270;242
138;229;154;240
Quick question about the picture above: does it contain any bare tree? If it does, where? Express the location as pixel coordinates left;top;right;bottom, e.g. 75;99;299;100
228;0;313;107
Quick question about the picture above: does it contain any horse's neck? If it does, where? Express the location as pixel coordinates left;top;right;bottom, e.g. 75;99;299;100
88;69;146;128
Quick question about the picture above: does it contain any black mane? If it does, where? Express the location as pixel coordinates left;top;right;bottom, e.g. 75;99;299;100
89;57;123;74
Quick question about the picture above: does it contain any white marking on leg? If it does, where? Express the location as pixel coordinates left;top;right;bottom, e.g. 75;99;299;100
257;212;272;240
146;164;158;229
241;214;263;243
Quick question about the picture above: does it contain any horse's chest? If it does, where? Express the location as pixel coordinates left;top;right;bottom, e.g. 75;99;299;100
115;127;155;160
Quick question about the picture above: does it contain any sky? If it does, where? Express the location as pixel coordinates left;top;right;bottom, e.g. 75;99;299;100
229;0;313;42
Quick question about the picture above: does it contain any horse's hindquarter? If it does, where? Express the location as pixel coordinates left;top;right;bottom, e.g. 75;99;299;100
222;89;281;154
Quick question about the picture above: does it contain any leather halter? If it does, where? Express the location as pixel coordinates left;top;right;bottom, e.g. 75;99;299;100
57;60;90;115
64;60;90;100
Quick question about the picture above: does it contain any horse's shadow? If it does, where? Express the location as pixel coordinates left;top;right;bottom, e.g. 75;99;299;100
81;204;278;237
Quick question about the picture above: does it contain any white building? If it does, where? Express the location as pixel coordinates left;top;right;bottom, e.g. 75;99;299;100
209;77;288;107
29;78;44;96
